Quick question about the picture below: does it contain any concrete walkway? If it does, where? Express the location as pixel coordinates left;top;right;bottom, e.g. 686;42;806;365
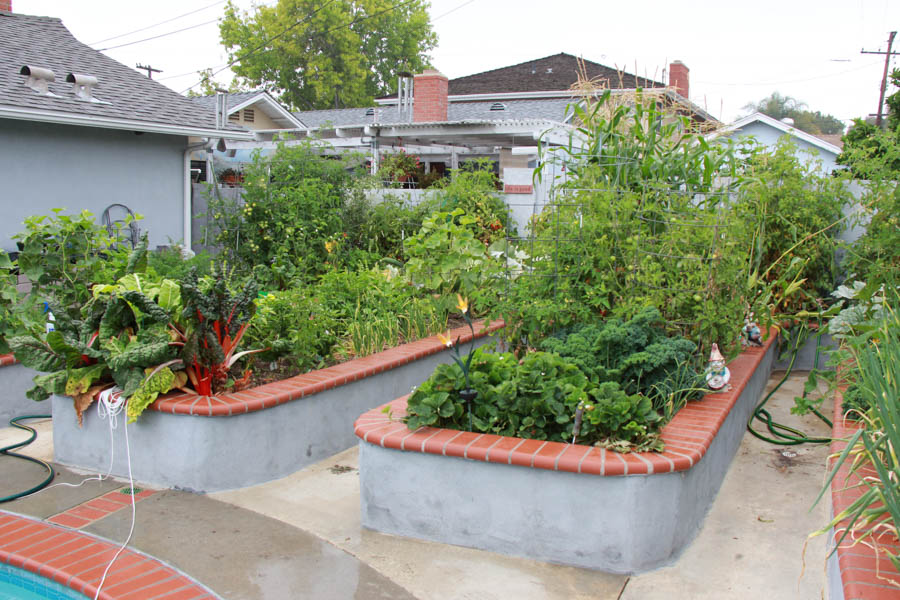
1;371;833;599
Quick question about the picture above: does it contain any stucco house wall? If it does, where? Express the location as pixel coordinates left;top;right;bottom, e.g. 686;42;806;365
727;120;839;173
0;118;186;251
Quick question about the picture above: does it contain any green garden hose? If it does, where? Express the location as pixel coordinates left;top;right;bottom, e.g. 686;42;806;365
747;324;833;446
1;415;54;503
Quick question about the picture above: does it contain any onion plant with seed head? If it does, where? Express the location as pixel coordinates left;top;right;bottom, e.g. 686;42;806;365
810;301;900;584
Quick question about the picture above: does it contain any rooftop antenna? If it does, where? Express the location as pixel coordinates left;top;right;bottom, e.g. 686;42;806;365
397;71;413;123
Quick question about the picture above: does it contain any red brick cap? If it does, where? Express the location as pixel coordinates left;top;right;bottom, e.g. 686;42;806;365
829;386;900;597
356;330;777;478
148;319;504;417
0;511;217;600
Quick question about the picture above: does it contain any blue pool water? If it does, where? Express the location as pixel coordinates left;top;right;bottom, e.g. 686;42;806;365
0;563;88;600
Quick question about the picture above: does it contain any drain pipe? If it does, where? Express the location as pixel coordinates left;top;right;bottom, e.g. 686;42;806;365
183;139;213;254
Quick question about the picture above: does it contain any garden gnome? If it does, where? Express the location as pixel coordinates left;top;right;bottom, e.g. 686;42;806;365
742;315;762;347
705;343;731;390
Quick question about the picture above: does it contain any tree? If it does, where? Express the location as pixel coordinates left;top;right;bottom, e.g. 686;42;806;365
838;69;900;178
743;92;845;135
186;68;245;98
218;0;437;110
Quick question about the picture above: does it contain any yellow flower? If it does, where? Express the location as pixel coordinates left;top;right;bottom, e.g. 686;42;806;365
325;240;336;254
436;332;453;347
456;294;469;314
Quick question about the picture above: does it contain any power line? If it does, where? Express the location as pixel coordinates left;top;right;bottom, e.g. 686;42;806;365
89;1;224;45
695;60;882;87
97;18;221;52
432;0;476;21
180;0;422;94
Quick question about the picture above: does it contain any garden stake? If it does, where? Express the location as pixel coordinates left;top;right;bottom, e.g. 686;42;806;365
571;401;585;444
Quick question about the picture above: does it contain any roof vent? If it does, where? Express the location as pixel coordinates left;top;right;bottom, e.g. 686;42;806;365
365;107;375;116
20;66;57;96
66;73;109;103
490;102;506;111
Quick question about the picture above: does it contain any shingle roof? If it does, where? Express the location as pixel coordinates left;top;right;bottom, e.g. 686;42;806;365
295;98;574;129
189;91;267;111
378;53;664;101
0;11;243;134
448;53;664;95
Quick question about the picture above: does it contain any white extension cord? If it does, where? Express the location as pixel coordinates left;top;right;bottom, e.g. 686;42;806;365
91;387;137;600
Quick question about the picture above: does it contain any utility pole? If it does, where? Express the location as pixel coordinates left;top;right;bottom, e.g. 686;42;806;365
136;63;162;79
861;31;898;128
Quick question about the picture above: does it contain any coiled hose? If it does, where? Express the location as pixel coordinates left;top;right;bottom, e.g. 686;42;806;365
747;323;832;445
1;415;54;503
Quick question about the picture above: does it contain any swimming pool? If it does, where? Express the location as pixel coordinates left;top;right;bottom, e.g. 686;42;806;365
0;563;88;600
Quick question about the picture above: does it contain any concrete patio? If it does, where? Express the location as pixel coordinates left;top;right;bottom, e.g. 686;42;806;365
1;371;833;599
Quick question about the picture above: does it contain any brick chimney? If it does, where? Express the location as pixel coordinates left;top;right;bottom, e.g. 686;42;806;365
0;1;11;11
413;69;448;123
669;60;689;99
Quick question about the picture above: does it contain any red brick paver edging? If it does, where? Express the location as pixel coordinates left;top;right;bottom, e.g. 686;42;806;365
0;511;219;600
0;353;17;367
148;320;504;418
355;330;776;477
829;390;900;599
47;487;158;530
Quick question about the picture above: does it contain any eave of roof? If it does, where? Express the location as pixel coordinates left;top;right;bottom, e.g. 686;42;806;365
0;105;255;139
716;112;841;155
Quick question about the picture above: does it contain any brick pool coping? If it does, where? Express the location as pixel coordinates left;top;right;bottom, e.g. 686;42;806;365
0;510;219;600
355;331;775;476
146;319;504;417
829;390;900;599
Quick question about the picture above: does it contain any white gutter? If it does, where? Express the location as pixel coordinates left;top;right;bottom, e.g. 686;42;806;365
374;88;644;105
0;105;256;139
183;139;212;253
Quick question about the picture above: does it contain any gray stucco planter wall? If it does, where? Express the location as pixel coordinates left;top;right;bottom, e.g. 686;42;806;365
0;357;43;425
50;322;501;493
356;335;776;573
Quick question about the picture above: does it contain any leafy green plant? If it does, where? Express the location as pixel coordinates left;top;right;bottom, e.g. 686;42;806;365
405;346;666;451
9;262;185;423
538;307;700;397
147;245;214;280
404;208;503;314
738;137;851;307
243;288;338;373
431;159;512;244
13;209;136;313
205;138;363;284
842;180;900;289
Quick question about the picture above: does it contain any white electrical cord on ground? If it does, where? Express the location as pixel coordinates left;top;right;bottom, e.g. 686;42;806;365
27;393;120;496
92;387;137;600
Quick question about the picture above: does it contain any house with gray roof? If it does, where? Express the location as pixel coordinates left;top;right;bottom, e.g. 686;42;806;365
0;5;253;252
712;112;843;173
189;90;305;134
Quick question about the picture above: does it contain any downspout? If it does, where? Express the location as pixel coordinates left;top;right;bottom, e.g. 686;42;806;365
183;139;212;254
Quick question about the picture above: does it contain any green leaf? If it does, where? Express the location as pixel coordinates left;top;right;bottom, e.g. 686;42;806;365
9;336;65;372
65;363;108;396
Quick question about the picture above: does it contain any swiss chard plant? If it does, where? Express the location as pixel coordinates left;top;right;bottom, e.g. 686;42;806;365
177;266;260;396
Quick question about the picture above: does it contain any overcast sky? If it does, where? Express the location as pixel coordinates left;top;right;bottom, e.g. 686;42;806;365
14;0;900;127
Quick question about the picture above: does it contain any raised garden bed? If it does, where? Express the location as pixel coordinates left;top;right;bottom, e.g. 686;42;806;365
826;389;900;600
0;354;41;425
354;331;777;574
51;320;503;493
